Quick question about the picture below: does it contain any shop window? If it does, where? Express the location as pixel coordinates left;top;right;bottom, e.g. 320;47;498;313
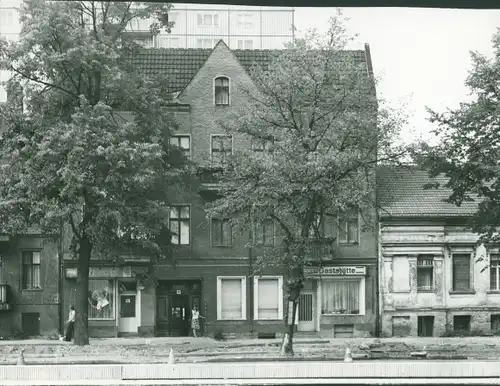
418;315;434;337
217;277;246;320
417;255;434;292
89;279;114;319
254;276;283;320
321;278;364;315
491;314;500;334
452;254;471;291
490;254;500;290
453;315;471;333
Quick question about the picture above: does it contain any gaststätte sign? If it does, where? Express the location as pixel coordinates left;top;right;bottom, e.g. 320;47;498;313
304;266;366;276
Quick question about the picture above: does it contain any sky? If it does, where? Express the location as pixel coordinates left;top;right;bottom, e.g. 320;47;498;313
293;7;500;145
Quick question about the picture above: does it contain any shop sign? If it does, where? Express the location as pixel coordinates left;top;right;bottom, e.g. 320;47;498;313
65;266;132;278
304;266;366;276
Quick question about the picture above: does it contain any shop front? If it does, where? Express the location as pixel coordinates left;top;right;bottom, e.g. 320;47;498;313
300;265;375;338
64;266;146;337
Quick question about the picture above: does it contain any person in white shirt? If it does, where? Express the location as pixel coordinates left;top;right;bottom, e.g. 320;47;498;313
191;306;205;337
64;305;76;342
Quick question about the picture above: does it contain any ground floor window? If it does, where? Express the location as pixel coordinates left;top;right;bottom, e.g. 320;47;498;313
321;278;364;315
453;315;471;333
89;279;114;319
217;277;246;320
254;276;283;320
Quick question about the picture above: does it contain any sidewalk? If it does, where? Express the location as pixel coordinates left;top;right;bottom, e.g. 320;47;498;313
1;335;500;364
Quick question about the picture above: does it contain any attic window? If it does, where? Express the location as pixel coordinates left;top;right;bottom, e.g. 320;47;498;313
214;76;230;106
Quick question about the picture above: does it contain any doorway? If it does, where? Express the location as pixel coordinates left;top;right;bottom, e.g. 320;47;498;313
155;280;202;337
21;312;40;336
297;291;316;332
119;294;137;334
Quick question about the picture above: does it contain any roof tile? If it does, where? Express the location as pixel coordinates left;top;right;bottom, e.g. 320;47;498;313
377;165;479;218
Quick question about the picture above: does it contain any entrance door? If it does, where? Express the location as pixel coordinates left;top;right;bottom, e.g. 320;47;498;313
119;294;137;334
21;312;40;336
156;296;169;336
168;294;189;337
297;291;316;332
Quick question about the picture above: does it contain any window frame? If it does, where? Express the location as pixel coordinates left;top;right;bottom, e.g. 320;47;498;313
338;210;360;245
253;218;276;246
88;278;116;321
452;253;472;292
197;13;220;27
21;250;42;290
253;275;283;320
213;76;230;106
416;255;434;292
320;277;365;316
237;13;254;29
217;276;247;320
210;217;232;247
170;134;191;157
490;253;500;291
169;205;191;245
210;134;233;163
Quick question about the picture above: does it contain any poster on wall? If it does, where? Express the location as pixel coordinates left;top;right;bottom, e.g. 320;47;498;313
88;286;111;311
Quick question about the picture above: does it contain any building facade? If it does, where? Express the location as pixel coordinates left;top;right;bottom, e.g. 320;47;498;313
0;231;61;338
57;40;378;339
378;166;500;337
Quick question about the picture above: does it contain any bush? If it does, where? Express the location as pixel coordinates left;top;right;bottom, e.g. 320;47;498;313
213;328;226;341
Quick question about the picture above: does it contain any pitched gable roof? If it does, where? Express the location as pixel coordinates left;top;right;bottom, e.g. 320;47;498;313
129;46;369;93
377;165;479;218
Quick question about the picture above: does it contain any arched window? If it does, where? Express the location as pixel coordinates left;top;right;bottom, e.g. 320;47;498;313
214;76;230;106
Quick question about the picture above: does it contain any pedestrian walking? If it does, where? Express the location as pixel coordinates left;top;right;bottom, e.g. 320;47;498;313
64;305;76;342
191;305;205;337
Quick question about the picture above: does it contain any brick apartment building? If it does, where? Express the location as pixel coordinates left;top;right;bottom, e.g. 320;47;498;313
378;166;500;337
0;231;61;338
58;40;379;339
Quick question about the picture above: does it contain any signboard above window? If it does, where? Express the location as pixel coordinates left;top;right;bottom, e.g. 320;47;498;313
305;266;366;277
65;266;132;279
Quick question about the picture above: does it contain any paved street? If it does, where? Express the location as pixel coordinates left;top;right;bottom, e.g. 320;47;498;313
1;336;500;364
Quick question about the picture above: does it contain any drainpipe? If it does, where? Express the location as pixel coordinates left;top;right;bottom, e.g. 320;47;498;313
375;220;381;337
249;244;254;336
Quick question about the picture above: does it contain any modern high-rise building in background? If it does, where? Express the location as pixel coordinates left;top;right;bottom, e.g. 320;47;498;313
0;1;295;102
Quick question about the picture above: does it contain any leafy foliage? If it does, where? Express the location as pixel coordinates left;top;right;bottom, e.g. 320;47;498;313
206;13;409;288
0;0;189;345
416;30;500;245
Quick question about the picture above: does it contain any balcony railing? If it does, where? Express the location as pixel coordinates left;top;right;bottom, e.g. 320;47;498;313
0;284;11;311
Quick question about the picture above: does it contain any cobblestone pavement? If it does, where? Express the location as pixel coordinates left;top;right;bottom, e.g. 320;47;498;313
1;336;500;364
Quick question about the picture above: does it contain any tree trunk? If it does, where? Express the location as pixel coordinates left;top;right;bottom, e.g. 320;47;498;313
280;285;301;356
74;236;91;346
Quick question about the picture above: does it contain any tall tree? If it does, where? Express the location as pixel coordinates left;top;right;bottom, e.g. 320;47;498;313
0;0;188;345
206;13;408;355
416;29;500;253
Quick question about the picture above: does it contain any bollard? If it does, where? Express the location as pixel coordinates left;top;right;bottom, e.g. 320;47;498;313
16;348;26;366
344;346;353;363
168;348;176;364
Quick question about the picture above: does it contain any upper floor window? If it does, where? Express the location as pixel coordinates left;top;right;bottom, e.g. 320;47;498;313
197;13;219;27
170;135;191;157
169;206;190;245
251;137;273;153
22;251;41;290
197;38;219;49
214;76;230;106
417;255;434;292
211;217;232;247
237;13;254;29
237;39;254;49
211;134;233;164
338;209;359;245
491;254;500;290
452;253;471;291
254;218;276;246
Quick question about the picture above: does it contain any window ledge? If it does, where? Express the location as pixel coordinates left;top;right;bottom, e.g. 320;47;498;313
417;290;435;293
487;290;500;294
22;288;43;292
217;319;247;321
338;242;359;246
321;313;364;317
88;318;115;321
449;290;476;295
212;245;232;248
255;319;283;322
